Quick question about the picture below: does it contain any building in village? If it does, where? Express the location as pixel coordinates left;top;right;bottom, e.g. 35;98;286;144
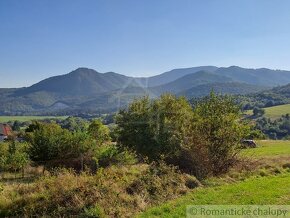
0;123;13;141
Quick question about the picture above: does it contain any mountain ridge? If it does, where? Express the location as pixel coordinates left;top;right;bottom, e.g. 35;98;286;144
2;66;290;115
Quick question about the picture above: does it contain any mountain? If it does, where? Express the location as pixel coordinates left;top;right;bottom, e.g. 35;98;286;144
137;66;218;87
178;82;267;98
14;68;136;96
150;71;233;95
214;66;290;86
1;66;290;115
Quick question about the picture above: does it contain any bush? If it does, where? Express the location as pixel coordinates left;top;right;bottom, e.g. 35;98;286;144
116;92;250;178
25;122;96;170
93;144;137;167
182;92;250;178
0;141;30;173
116;95;192;161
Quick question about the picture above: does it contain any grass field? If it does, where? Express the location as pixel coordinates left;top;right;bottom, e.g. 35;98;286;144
264;104;290;119
139;172;290;217
246;103;290;120
242;140;290;158
139;140;290;217
0;116;68;122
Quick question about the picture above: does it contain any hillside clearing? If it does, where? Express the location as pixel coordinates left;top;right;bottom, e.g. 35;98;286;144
264;104;290;119
246;104;290;120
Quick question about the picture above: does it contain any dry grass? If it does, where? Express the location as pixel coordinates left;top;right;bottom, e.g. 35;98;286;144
0;163;199;217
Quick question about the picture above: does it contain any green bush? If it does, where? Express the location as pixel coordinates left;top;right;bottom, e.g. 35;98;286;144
93;144;137;167
116;94;192;161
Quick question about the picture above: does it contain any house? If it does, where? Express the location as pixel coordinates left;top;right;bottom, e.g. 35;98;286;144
0;123;13;141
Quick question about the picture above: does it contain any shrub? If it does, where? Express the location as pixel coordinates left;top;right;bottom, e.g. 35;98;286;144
116;94;192;161
93;144;137;167
182;92;250;178
25;122;97;170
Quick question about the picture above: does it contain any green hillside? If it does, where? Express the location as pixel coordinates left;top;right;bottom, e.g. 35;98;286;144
179;82;265;98
264;104;290;119
247;104;290;119
151;71;232;94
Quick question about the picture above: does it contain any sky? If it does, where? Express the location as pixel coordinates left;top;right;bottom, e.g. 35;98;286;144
1;0;290;88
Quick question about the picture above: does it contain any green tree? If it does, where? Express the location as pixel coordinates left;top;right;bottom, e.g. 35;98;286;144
116;95;192;160
26;122;96;170
184;92;250;177
88;119;110;145
0;141;30;175
253;107;265;117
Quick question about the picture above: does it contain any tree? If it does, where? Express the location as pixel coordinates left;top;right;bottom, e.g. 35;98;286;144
88;119;110;145
26;122;96;170
116;95;192;161
253;107;265;117
183;92;250;177
116;92;250;178
60;117;88;132
0;141;30;176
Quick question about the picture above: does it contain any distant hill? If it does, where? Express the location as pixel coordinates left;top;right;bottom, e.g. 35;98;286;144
137;66;218;87
1;66;290;115
215;66;290;86
238;83;290;110
151;71;233;95
178;82;267;98
14;68;135;96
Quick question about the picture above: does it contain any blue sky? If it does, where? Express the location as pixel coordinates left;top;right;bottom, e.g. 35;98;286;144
1;0;290;87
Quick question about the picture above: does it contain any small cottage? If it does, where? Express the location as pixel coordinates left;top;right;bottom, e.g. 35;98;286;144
0;123;13;141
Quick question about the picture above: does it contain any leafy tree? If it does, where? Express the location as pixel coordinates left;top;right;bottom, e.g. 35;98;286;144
12;121;21;131
116;95;192;160
0;141;30;174
184;92;250;177
253;107;265;117
88;119;110;145
60;117;88;132
25;122;96;170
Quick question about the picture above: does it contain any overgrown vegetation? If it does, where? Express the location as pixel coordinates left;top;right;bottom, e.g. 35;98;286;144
117;93;249;178
0;92;288;217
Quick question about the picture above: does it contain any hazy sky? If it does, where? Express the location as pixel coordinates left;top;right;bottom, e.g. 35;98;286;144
1;0;290;88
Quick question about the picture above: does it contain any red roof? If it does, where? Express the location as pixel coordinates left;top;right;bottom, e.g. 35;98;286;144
0;124;12;136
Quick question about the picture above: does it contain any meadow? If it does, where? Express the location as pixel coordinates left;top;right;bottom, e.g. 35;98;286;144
139;140;290;217
263;104;290;119
0;116;68;122
246;103;290;120
241;140;290;157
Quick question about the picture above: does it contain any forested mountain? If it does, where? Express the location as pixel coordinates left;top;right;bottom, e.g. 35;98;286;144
239;83;290;110
136;66;218;87
1;66;290;115
214;66;290;86
13;68;136;96
150;71;233;94
178;82;267;98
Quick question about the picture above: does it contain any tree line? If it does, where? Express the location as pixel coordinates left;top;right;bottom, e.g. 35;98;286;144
1;92;252;179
